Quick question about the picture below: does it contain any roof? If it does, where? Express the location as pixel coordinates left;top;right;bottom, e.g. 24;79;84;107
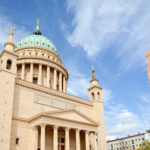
15;20;58;55
15;35;58;54
107;133;145;143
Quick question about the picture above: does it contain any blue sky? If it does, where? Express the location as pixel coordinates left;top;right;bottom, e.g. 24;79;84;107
0;0;150;140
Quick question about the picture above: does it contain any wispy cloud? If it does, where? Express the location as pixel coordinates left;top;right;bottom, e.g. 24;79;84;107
66;57;90;98
105;103;142;137
66;0;150;71
103;88;114;103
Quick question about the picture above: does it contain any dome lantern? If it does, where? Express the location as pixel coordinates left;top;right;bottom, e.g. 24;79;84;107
33;19;42;35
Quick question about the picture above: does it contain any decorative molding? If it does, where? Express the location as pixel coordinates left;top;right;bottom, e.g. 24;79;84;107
15;46;61;62
15;78;93;106
88;85;103;91
0;49;18;57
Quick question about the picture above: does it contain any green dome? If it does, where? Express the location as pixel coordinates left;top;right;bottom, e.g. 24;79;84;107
15;35;58;54
15;20;58;54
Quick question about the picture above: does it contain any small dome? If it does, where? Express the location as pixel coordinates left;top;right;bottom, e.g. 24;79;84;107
15;35;58;54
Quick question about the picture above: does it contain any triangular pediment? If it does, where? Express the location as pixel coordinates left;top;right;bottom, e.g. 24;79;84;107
42;109;98;126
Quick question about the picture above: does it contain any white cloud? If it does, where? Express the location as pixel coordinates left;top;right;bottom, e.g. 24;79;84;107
103;88;114;103
66;0;150;71
107;123;140;135
66;57;90;98
0;14;29;51
106;136;116;141
105;102;142;137
141;95;150;103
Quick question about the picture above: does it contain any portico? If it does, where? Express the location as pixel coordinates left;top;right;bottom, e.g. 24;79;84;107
30;110;98;150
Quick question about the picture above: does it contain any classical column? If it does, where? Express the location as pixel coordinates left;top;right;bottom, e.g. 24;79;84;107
21;63;25;80
65;127;70;150
38;64;42;85
76;129;80;150
29;63;33;82
63;75;66;93
85;131;89;150
33;126;38;150
65;79;67;93
53;68;57;90
41;123;46;150
59;72;62;92
53;125;58;150
47;66;50;88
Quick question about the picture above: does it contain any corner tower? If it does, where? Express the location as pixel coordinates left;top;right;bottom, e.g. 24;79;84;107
88;66;107;150
0;27;17;150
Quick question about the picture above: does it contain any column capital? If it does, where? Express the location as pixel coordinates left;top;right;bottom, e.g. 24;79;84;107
40;122;47;128
85;130;90;134
65;127;70;132
76;128;81;133
53;125;59;130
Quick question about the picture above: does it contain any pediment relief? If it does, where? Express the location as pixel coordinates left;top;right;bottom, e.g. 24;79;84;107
31;109;98;126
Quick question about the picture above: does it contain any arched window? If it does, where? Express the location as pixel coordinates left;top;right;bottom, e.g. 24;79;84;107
97;92;100;100
6;59;12;70
92;92;95;100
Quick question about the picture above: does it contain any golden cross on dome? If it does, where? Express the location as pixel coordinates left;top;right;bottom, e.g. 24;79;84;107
37;18;39;26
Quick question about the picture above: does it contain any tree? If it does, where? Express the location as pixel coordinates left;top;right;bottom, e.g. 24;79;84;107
135;141;150;150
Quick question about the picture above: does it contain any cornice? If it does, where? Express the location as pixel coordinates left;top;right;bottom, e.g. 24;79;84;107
15;78;92;106
12;109;99;127
88;85;103;91
0;69;16;75
4;42;15;48
0;49;18;57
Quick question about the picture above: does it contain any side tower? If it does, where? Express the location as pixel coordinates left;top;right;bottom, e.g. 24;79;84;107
88;66;107;150
146;51;150;85
0;27;17;150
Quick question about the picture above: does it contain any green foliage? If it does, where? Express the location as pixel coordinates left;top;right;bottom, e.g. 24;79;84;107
141;141;150;150
136;141;150;150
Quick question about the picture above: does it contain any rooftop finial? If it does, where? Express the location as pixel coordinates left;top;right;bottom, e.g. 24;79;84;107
10;26;14;35
33;19;42;35
91;65;94;71
4;26;15;51
91;65;98;81
37;18;39;26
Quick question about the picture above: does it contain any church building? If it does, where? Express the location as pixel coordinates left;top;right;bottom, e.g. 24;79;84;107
0;20;107;150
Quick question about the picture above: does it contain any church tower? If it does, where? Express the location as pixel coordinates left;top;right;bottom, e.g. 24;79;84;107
0;27;17;150
146;51;150;85
88;66;107;150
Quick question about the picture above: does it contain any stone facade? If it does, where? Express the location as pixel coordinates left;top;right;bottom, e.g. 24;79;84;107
146;50;150;85
0;24;107;150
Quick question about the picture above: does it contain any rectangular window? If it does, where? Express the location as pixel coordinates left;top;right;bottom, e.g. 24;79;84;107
16;138;19;145
33;77;38;84
61;138;65;143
